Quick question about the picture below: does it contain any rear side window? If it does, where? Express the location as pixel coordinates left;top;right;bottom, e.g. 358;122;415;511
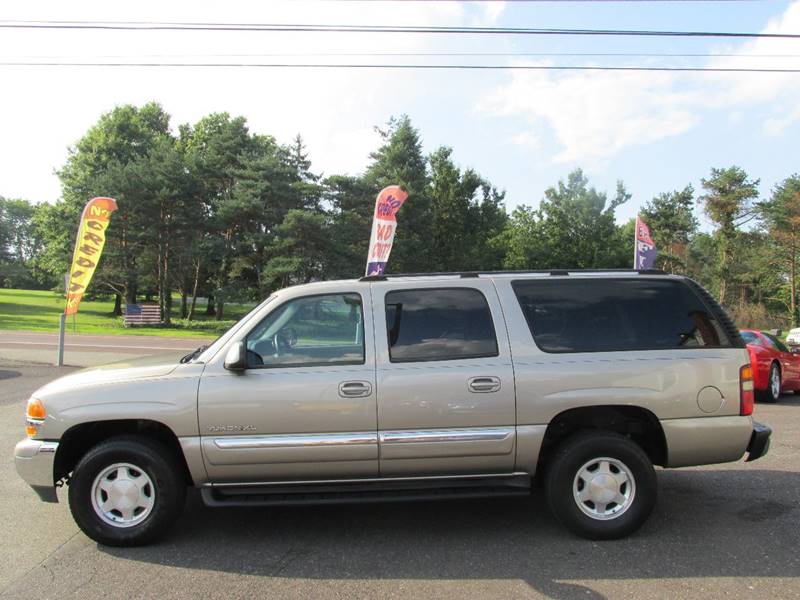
512;278;732;353
385;288;498;362
741;331;761;346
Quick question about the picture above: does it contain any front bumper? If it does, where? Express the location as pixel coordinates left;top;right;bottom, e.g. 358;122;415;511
745;422;772;462
14;439;59;502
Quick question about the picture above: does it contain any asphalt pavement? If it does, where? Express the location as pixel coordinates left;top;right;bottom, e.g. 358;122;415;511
1;360;799;599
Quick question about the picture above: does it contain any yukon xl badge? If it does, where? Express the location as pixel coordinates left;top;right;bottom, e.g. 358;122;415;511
207;425;257;433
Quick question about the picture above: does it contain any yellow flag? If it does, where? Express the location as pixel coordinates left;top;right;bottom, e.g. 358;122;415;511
64;197;118;316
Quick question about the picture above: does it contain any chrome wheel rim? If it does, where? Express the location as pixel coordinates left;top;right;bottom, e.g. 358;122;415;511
573;457;636;521
91;463;155;528
771;367;781;399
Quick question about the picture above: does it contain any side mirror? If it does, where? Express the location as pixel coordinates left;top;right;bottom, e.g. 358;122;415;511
224;341;247;372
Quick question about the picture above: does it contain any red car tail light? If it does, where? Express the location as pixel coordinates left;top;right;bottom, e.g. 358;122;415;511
740;364;754;416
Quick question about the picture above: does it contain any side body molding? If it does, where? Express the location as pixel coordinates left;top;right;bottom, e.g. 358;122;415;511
379;427;515;460
202;432;378;466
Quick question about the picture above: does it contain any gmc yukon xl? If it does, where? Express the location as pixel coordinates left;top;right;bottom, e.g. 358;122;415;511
14;270;772;546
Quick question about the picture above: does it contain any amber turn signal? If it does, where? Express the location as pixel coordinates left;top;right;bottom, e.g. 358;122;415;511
27;397;46;420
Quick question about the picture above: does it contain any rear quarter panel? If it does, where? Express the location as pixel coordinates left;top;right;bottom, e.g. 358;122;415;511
492;277;752;468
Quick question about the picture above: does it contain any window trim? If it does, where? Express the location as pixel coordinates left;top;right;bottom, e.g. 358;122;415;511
511;277;734;354
384;286;500;364
244;291;366;370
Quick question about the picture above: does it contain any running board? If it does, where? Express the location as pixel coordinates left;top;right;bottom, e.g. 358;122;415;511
201;476;531;508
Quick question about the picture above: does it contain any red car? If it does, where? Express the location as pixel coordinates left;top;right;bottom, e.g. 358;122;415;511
741;329;800;402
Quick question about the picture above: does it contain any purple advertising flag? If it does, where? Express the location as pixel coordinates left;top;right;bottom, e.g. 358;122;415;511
635;216;657;269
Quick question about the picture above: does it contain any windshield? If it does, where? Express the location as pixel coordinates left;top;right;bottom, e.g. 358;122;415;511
191;295;275;363
763;332;789;353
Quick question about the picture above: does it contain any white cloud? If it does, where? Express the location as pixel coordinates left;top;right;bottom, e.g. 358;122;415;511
763;104;800;137
475;2;507;26
477;0;800;166
0;0;500;202
510;130;541;150
478;65;698;165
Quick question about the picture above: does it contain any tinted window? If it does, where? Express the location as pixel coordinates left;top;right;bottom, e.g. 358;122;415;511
512;278;731;353
763;333;789;353
385;288;498;362
246;293;364;367
741;331;761;346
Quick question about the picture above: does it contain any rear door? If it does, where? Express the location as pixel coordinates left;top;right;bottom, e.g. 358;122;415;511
371;279;517;476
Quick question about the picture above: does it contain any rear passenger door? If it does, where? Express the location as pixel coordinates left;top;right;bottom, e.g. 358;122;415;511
371;280;517;476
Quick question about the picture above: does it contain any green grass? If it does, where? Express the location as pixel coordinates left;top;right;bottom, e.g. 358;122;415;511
0;289;257;338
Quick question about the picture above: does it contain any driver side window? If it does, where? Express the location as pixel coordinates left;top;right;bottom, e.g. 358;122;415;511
245;293;365;368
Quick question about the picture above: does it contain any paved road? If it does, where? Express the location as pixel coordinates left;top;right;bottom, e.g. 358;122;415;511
0;331;211;367
1;364;799;599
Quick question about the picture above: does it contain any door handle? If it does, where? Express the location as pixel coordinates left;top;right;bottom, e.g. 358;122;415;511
468;376;501;393
339;381;372;398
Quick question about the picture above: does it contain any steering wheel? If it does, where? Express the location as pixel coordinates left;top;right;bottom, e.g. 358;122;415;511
273;328;295;356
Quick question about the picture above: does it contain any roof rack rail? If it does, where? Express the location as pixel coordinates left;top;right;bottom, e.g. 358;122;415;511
358;268;667;282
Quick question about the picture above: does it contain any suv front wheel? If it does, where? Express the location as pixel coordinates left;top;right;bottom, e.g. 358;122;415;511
68;436;186;546
545;431;657;540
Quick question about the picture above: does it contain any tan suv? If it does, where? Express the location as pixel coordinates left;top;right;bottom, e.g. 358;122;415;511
14;270;771;546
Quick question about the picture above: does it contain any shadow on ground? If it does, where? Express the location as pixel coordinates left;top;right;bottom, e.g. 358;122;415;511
99;468;800;599
0;369;21;380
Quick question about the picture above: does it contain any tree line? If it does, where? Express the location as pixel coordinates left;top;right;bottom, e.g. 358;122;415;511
1;102;799;329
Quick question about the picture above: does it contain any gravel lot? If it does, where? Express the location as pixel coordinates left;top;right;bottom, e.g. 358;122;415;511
1;361;798;599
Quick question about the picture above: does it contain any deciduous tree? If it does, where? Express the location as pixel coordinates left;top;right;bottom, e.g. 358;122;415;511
759;175;800;325
700;167;759;307
640;185;697;274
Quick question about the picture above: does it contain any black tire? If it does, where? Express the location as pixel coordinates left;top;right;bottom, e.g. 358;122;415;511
544;431;657;540
758;363;781;403
68;436;186;546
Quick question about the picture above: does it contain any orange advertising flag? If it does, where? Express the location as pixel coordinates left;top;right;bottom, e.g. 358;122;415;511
365;185;408;276
64;197;118;316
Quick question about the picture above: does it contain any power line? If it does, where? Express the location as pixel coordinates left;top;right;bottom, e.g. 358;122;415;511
7;51;800;60
2;61;798;72
1;20;799;39
337;0;762;2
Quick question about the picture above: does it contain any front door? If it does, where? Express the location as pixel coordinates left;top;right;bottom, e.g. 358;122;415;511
371;280;517;476
198;290;378;483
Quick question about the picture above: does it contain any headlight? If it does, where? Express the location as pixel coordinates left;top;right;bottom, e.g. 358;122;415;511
26;397;46;438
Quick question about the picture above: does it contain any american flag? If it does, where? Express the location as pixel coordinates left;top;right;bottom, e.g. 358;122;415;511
124;303;162;325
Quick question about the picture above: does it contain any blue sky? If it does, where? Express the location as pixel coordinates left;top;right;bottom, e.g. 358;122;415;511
1;1;798;231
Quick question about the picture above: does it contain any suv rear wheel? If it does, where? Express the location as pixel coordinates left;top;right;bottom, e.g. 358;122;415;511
68;436;186;546
545;431;656;540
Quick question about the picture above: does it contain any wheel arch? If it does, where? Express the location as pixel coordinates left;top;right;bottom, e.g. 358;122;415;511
767;359;782;398
54;419;194;487
771;359;781;376
536;405;667;475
